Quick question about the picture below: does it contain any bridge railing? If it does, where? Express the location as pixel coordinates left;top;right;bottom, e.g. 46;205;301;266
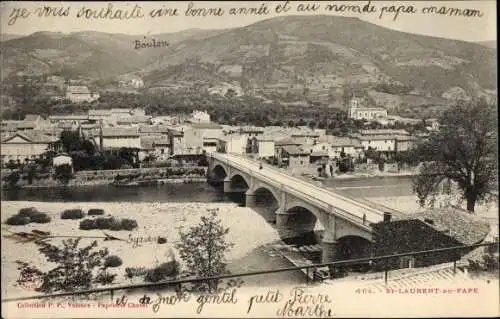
210;153;375;229
217;153;387;218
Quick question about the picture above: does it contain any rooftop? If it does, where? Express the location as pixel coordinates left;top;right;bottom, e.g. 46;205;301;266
24;114;43;121
190;123;223;130
396;206;491;246
310;151;329;157
275;138;303;146
48;115;89;120
1;131;58;144
282;145;310;156
67;86;91;94
140;136;170;149
360;129;410;136
88;109;111;116
91;127;140;137
319;135;363;147
117;115;151;124
139;125;171;134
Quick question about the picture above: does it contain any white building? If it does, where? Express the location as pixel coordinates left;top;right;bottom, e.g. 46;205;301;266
95;127;141;149
358;135;396;152
190;110;211;123
66;86;100;103
348;97;387;121
1;132;57;163
52;153;73;167
216;134;246;154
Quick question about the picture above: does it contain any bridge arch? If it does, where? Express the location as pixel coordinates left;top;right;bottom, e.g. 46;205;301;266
284;200;322;222
212;164;228;181
278;203;319;242
229;174;250;192
336;235;373;267
251;187;280;222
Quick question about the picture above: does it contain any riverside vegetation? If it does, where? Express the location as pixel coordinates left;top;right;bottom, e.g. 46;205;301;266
10;207;237;296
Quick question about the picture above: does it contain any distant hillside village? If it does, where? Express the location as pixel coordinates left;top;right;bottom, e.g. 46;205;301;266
0;96;439;176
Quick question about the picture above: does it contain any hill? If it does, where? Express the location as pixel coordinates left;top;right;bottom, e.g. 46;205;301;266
143;16;496;100
0;29;223;80
1;16;496;114
0;33;25;42
477;40;497;49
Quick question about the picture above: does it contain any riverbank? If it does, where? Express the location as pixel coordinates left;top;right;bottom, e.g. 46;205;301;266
333;170;416;180
1;201;304;300
1;166;208;190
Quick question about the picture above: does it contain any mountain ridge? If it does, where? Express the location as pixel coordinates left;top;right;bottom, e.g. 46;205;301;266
1;16;496;104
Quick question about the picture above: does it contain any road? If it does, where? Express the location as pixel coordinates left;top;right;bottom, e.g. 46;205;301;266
210;152;387;225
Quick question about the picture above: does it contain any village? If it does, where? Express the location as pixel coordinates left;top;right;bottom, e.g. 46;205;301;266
0;83;440;182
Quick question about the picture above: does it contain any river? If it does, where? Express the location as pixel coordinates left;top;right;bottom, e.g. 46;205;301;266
1;176;415;287
0;176;414;202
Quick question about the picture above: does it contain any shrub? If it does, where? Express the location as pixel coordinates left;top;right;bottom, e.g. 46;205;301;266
15;239;114;293
104;255;123;268
144;261;179;282
30;213;52;224
121;218;138;231
54;164;74;185
95;217;115;230
5;215;31;226
61;209;85;220
125;267;147;279
94;272;116;285
157;237;167;244
18;207;39;218
88;209;105;216
109;219;123;231
79;219;97;230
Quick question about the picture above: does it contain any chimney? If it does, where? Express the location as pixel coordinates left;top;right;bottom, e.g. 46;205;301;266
424;218;434;225
383;212;392;222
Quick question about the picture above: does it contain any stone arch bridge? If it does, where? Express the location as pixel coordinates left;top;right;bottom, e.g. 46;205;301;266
207;152;391;264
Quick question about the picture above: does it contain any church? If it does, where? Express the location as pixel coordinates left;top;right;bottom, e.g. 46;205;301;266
348;96;388;121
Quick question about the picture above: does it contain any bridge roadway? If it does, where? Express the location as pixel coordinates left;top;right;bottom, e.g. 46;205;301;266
209;152;387;225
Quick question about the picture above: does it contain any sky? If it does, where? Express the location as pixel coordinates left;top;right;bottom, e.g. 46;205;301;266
0;1;497;42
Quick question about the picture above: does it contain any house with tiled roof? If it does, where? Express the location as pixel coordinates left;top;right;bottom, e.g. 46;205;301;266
216;134;246;155
139;135;171;161
1;120;21;133
89;127;141;150
139;125;171;136
1;132;58;163
116;115;152;126
66;85;99;103
183;123;224;154
371;206;491;271
275;144;310;168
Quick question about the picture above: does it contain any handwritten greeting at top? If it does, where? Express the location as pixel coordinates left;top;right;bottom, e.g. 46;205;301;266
7;1;485;26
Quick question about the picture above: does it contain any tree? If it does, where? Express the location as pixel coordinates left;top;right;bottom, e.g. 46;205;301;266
175;208;234;292
5;171;20;188
54;164;74;185
15;238;114;293
412;100;498;212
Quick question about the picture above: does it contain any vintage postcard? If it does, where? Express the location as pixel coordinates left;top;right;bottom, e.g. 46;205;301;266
1;1;498;318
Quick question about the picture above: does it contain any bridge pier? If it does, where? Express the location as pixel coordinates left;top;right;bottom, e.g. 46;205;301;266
223;178;232;193
245;191;257;207
321;215;338;264
275;209;292;227
321;238;338;264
